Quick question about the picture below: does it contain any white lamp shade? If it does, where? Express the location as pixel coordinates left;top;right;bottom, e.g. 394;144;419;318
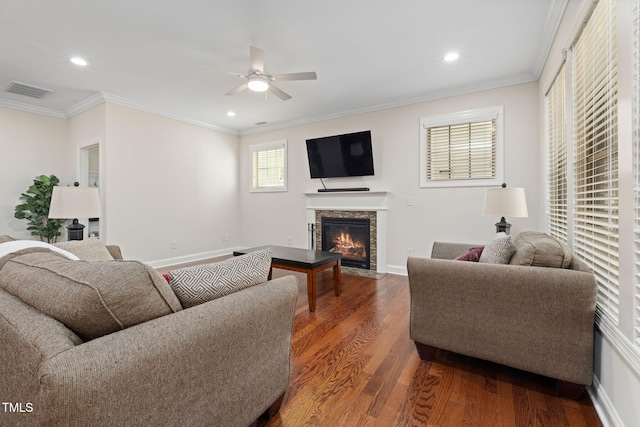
483;187;528;218
48;186;102;219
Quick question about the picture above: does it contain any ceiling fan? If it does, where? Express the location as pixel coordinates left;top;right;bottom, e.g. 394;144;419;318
222;46;317;101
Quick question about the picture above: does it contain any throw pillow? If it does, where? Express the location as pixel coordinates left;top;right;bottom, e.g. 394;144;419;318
169;249;272;308
478;232;515;264
454;246;485;262
0;251;182;340
55;237;114;261
0;235;16;243
509;231;573;268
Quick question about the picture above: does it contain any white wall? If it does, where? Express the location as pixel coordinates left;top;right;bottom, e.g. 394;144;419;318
239;81;542;273
1;103;242;266
0;107;70;240
103;103;241;264
67;103;107;240
538;1;640;426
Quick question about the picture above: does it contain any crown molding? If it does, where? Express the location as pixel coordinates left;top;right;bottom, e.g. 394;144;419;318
532;0;569;79
0;98;66;119
2;91;240;136
64;92;106;117
239;72;537;136
98;93;239;135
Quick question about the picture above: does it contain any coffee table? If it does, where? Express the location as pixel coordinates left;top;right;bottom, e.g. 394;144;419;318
233;245;342;312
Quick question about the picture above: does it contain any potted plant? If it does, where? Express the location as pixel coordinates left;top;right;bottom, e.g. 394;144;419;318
14;174;67;243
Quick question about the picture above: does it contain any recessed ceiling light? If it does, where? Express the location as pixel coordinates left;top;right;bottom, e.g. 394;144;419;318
70;57;88;66
226;111;236;117
444;52;459;62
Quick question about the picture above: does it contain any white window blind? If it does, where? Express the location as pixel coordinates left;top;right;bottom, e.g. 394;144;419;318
419;106;503;188
250;140;287;192
426;121;496;181
546;64;568;242
573;0;619;321
633;0;640;347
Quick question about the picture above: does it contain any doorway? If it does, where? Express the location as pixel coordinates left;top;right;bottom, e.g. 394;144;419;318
80;144;101;239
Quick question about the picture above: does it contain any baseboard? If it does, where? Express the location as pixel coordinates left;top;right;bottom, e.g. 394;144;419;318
145;247;241;269
588;376;622;427
386;264;408;276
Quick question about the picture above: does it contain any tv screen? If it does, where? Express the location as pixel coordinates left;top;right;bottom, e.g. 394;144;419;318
306;131;375;178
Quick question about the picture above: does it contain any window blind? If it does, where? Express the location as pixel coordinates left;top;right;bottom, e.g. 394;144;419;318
573;0;619;321
251;144;285;189
633;0;640;346
546;64;568;242
426;120;496;181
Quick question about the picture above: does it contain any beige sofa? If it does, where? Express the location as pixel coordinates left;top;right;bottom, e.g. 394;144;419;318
0;242;298;426
407;233;597;399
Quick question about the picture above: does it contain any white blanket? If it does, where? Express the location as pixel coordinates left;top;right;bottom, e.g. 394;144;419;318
0;240;80;261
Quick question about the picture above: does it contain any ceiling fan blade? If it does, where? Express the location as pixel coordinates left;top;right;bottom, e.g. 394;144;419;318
250;46;265;73
268;84;292;101
225;82;248;96
196;64;244;78
272;71;317;81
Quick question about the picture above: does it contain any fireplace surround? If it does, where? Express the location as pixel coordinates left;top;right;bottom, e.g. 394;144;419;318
305;191;388;273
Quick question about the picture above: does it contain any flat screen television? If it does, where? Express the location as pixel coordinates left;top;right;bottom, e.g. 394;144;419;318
305;130;375;178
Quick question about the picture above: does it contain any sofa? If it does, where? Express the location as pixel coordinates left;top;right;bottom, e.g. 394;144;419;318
0;238;299;426
407;231;598;399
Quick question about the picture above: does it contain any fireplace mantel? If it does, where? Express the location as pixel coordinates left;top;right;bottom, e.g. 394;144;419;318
303;191;389;211
304;191;388;272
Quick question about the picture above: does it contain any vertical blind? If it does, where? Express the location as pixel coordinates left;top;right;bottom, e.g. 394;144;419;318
252;145;285;189
546;64;568;242
573;0;619;321
426;120;496;181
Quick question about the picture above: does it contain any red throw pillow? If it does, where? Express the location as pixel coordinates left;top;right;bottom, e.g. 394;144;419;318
162;273;171;283
454;246;484;262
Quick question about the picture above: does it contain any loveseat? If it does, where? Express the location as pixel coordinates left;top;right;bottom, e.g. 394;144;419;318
407;231;598;399
0;238;298;426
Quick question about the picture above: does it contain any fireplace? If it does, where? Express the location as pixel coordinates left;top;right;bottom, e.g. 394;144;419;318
321;217;371;269
306;192;387;273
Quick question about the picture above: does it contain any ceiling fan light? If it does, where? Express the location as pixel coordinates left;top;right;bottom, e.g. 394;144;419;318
247;76;269;92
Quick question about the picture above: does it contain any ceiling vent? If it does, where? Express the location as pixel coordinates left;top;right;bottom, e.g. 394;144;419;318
4;81;53;99
255;121;267;125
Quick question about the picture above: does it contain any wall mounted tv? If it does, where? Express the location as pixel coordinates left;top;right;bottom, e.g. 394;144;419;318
305;130;375;179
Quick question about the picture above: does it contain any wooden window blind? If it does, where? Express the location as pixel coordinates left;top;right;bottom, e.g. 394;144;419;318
546;64;568;242
251;141;286;191
426;120;496;181
573;0;619;321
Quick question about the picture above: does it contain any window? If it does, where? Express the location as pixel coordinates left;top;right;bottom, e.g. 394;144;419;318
546;64;568;242
250;140;287;192
572;0;619;321
420;106;504;187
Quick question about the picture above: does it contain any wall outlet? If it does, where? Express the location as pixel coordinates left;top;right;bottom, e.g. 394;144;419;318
407;248;413;256
170;241;177;249
287;237;292;245
406;196;414;206
222;234;230;242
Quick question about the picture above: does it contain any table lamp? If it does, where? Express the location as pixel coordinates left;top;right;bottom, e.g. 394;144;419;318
48;183;101;240
483;183;528;234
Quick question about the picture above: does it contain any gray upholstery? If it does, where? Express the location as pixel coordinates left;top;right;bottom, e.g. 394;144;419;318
0;246;299;426
408;239;597;386
0;252;183;340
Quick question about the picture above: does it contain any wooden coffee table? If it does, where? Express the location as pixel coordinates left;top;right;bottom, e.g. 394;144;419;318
233;245;342;312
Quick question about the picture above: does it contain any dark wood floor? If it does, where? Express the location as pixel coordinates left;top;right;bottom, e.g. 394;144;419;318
258;268;603;427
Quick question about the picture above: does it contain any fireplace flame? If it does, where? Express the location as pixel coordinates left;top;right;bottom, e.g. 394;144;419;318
330;231;367;259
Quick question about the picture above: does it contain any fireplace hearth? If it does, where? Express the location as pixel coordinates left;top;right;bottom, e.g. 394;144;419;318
321;217;370;269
